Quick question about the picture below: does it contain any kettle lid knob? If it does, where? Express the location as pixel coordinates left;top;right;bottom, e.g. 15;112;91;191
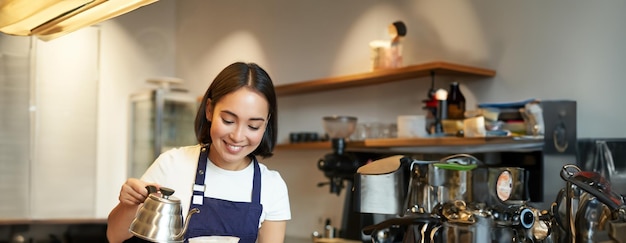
145;185;176;199
160;187;175;199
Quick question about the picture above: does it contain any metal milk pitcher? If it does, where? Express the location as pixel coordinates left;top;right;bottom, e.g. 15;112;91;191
428;154;478;207
404;154;479;215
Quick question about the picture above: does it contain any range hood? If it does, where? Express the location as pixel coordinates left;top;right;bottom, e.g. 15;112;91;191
0;0;158;41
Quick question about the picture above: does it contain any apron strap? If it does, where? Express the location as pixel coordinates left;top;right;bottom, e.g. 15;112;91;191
191;146;209;205
251;158;261;204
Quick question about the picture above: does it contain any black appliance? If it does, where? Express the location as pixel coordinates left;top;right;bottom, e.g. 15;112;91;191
485;100;577;209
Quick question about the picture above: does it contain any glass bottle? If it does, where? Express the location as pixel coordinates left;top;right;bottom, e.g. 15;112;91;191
446;82;466;120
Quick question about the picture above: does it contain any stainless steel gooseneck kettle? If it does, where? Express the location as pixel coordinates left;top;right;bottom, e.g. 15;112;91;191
130;185;200;242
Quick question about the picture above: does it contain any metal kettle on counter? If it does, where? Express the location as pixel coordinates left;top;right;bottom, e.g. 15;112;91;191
551;164;626;243
130;185;200;242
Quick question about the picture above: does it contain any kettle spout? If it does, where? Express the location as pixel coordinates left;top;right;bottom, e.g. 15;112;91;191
176;207;200;240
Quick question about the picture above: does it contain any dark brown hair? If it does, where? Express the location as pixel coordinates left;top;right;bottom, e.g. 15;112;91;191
194;62;278;158
393;21;407;36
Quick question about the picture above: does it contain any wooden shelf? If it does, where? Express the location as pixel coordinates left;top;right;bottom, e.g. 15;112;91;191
275;61;496;96
275;141;333;150
276;136;543;154
274;60;502;153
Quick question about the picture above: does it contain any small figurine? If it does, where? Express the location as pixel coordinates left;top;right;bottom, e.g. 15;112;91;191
387;21;406;68
370;20;408;70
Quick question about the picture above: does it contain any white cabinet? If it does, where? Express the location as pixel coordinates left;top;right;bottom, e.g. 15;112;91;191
0;27;100;221
30;27;100;219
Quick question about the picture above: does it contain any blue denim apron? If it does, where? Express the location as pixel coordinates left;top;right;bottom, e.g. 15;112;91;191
184;146;263;243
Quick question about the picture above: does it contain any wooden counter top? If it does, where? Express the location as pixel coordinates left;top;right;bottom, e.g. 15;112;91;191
0;218;107;225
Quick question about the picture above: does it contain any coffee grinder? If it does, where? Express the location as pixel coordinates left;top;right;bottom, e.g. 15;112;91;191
317;116;369;241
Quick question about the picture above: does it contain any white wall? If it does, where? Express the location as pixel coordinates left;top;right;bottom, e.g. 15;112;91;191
89;0;626;240
32;27;99;219
174;0;626;140
466;1;626;138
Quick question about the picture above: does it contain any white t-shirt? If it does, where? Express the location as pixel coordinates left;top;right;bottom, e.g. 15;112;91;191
141;145;291;225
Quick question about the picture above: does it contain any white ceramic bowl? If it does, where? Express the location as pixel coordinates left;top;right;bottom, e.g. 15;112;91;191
188;236;240;243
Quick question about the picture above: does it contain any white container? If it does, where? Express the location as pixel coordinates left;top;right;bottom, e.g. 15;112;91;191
369;40;403;70
397;115;428;138
189;236;240;243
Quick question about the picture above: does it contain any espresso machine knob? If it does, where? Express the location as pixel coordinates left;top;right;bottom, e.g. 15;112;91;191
519;208;535;229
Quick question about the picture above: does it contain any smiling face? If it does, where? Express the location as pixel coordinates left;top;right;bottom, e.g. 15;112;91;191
206;87;269;170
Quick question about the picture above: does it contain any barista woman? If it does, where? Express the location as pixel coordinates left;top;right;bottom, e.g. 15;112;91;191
107;62;291;243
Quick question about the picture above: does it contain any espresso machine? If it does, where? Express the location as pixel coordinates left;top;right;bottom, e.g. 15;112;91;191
354;154;552;243
351;154;626;243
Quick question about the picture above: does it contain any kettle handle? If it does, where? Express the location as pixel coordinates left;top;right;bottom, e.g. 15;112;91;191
146;185;158;194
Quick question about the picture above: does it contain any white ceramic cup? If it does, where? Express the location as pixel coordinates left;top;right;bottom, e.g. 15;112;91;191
188;236;240;243
397;115;428;138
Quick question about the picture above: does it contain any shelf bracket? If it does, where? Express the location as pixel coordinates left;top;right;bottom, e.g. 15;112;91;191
428;70;436;97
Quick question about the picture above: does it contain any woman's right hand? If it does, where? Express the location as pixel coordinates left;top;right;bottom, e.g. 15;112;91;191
118;178;158;206
108;178;159;243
